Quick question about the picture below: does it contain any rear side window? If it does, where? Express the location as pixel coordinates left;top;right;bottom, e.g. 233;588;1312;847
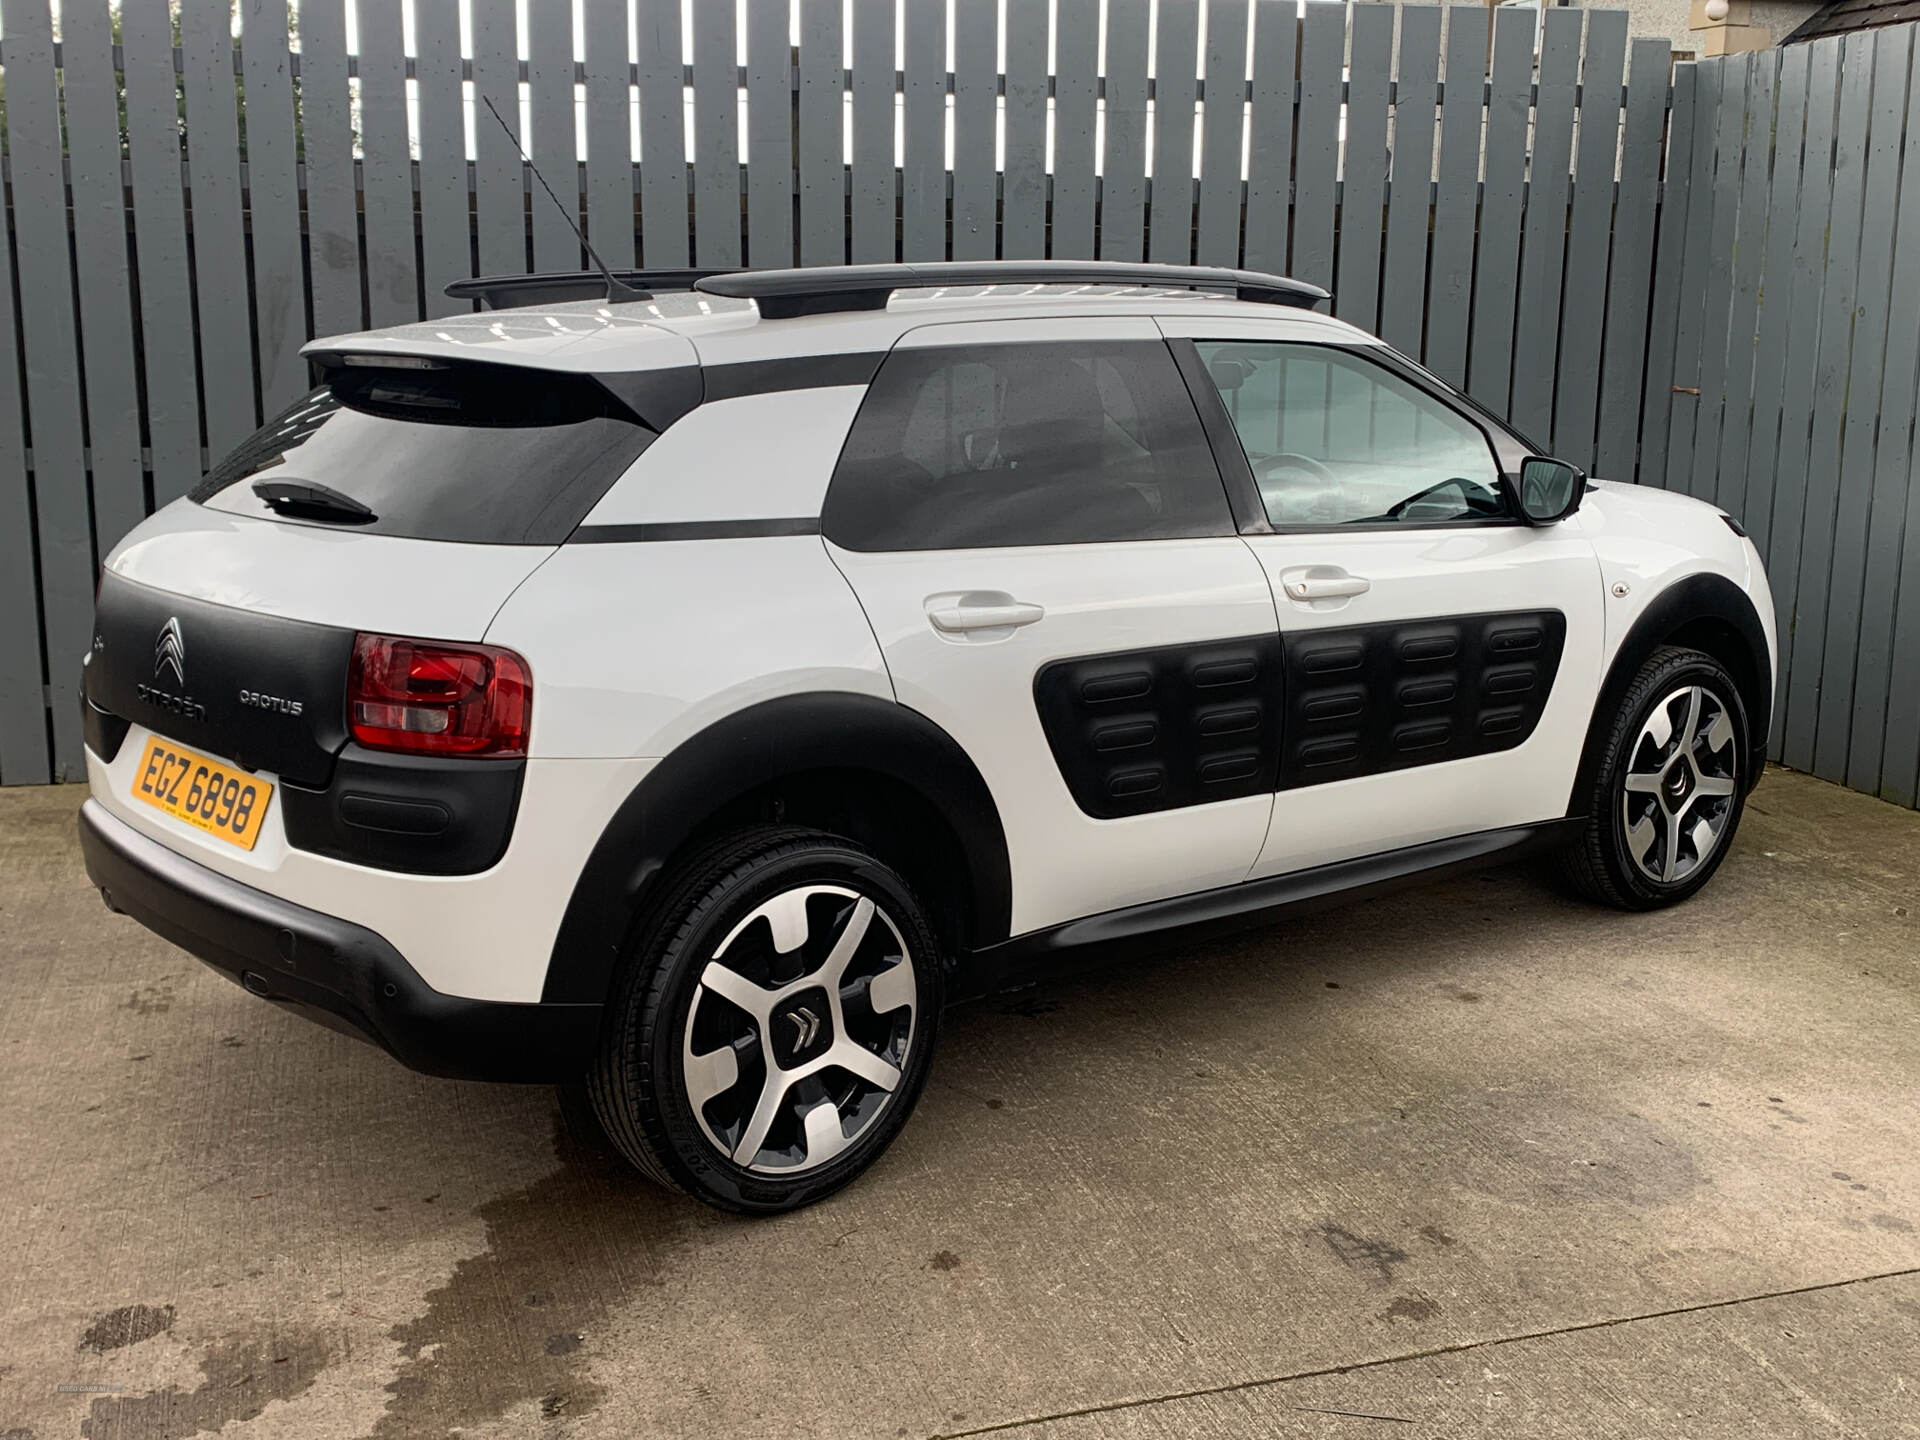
822;340;1233;551
193;361;657;545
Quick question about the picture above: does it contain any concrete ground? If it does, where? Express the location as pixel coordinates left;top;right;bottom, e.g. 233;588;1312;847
0;770;1915;1440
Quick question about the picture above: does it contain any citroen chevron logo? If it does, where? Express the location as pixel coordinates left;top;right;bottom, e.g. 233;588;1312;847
787;1006;821;1050
154;617;186;686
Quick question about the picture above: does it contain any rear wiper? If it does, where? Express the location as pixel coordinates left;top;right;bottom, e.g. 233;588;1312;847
251;479;377;524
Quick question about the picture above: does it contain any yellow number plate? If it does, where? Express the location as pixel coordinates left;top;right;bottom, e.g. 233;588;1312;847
129;737;273;851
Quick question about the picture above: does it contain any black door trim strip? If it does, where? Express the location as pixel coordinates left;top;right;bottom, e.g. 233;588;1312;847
699;352;886;401
956;817;1584;997
570;517;822;543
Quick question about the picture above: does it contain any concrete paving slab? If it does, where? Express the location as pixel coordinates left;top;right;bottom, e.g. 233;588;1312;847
0;768;1914;1439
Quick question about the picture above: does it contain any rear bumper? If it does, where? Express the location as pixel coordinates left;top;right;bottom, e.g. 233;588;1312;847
78;799;600;1083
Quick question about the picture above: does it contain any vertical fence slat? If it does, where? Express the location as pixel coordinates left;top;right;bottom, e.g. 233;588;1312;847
1052;0;1100;259
1101;0;1152;261
1241;1;1296;275
239;0;314;394
901;0;947;260
1594;37;1670;480
692;0;743;265
3;0;89;775
416;0;473;310
1681;55;1750;501
1765;39;1842;753
1710;55;1777;530
1740;46;1810;562
302;0;366;331
0;171;46;780
1857;36;1920;801
471;0;528;275
62;0;146;554
638;0;691;266
1885;480;1920;802
0;14;52;782
1783;34;1873;770
1818;31;1908;784
583;0;638;269
1002;0;1050;259
1508;7;1582;446
1148;0;1201;264
798;0;846;266
1335;4;1393;333
120;0;201;501
1427;7;1487;388
1194;0;1249;267
1812;30;1904;791
748;0;797;268
1553;9;1628;469
1380;6;1440;359
359;0;423;324
1467;5;1533;415
951;0;999;260
528;0;582;271
850;0;897;262
1659;58;1725;490
183;0;258;457
1290;3;1344;290
1636;63;1697;491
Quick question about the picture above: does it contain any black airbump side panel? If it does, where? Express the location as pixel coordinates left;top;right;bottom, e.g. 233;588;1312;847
1034;636;1283;818
1278;610;1567;789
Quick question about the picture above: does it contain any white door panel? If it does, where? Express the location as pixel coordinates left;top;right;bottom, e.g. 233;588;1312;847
830;538;1277;934
1248;524;1604;877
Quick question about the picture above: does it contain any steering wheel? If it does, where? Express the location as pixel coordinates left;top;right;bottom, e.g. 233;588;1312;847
1254;452;1338;487
1252;452;1340;526
1385;477;1472;521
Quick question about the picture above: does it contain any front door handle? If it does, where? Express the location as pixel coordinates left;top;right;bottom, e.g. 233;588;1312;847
928;600;1046;633
1282;569;1371;601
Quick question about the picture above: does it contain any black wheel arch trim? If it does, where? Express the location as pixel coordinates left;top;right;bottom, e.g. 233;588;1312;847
541;693;1013;1004
1572;570;1772;811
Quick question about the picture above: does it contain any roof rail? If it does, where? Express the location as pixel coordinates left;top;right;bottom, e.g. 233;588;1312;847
445;268;741;310
694;261;1330;319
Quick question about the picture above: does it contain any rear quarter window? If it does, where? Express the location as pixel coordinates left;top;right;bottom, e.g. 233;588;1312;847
822;340;1234;551
194;361;658;545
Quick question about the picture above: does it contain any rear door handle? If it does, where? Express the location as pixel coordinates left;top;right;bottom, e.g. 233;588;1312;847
928;600;1046;633
1282;571;1371;601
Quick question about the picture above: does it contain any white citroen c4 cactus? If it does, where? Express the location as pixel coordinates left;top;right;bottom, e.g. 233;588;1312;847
79;262;1776;1212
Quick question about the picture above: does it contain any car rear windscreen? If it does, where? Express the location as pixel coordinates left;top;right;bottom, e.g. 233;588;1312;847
192;360;658;545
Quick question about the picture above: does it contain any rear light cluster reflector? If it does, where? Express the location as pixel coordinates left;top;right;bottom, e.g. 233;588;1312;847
348;634;532;758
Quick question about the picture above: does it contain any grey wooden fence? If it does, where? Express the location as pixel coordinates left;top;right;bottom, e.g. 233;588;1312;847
1648;27;1920;809
0;1;1908;812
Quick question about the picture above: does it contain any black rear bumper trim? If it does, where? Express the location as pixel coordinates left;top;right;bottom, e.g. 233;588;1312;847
78;800;599;1083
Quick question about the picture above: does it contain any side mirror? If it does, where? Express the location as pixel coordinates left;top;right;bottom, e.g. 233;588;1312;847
1516;456;1585;525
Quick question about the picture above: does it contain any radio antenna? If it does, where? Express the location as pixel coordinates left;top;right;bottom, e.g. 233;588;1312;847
481;96;644;305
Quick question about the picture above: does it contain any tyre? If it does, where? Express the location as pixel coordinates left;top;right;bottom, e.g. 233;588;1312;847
1563;645;1750;911
587;825;944;1214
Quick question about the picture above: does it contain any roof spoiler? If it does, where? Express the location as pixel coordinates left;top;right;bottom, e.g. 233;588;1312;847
445;268;743;310
694;261;1331;320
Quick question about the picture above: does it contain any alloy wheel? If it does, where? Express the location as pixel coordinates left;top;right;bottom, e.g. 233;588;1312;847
1619;683;1740;885
681;885;918;1174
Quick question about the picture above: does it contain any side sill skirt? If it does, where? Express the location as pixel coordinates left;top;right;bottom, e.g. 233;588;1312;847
954;817;1586;1000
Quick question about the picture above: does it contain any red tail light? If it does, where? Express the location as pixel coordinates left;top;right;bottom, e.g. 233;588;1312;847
348;634;531;758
